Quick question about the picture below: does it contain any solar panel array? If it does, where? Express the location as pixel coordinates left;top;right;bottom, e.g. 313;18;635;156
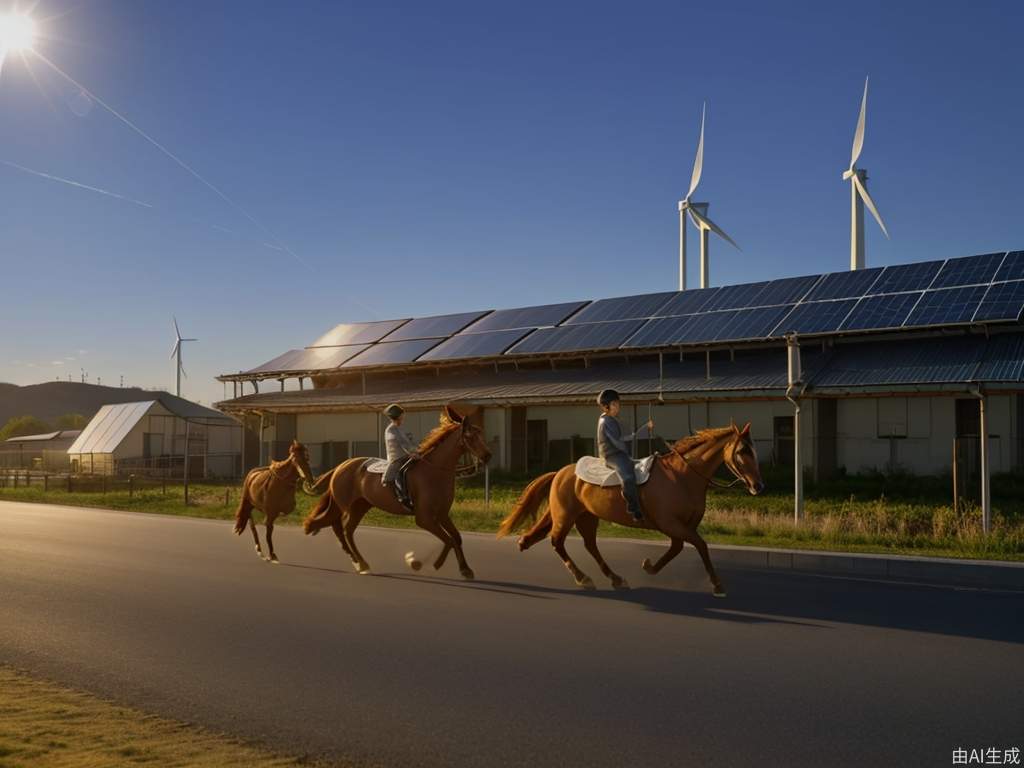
241;250;1024;376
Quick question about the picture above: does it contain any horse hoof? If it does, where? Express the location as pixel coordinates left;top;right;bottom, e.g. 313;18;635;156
269;555;279;563
460;568;475;580
577;576;596;590
712;589;727;599
641;558;656;574
405;552;423;571
613;579;630;590
516;536;528;552
357;568;371;575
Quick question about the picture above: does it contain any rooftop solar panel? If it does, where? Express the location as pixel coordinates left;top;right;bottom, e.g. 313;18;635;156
903;285;987;327
285;345;372;371
341;338;443;368
973;280;1024;322
930;252;1005;289
869;260;943;295
418;328;533;361
622;315;697;348
993;251;1024;283
751;275;821;307
841;292;923;331
701;281;770;312
564;291;676;324
310;319;410;347
804;267;883;301
459;301;589;334
379;311;488;342
653;287;719;317
245;349;306;374
772;300;858;336
506;319;646;355
717;305;795;342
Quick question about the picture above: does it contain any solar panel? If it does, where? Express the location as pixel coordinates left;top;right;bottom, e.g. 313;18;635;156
309;319;410;347
772;300;858;336
280;345;371;371
903;286;987;327
717;305;795;342
459;301;589;334
245;349;306;374
680;311;738;342
564;291;676;324
700;281;770;312
930;252;1005;289
841;292;922;331
973;280;1024;322
750;275;821;307
506;319;646;355
993;251;1024;283
804;267;883;301
418;328;533;361
652;287;719;317
869;260;943;295
622;315;697;348
379;311;488;342
341;338;442;368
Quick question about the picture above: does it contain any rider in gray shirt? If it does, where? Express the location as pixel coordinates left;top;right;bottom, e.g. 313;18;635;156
596;389;652;521
382;404;419;510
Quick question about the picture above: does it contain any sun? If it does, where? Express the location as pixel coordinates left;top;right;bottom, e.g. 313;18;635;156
0;12;36;52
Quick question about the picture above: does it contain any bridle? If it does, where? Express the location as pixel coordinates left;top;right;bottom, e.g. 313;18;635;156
415;420;488;477
270;453;308;487
670;434;751;490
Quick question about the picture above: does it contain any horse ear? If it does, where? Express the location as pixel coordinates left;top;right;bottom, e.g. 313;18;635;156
443;405;462;424
741;422;751;435
731;419;739;434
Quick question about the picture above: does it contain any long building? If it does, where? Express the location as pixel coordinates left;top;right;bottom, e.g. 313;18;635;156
216;250;1024;486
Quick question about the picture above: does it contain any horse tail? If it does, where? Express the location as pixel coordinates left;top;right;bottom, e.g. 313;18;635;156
302;469;333;496
498;472;556;539
233;472;256;535
303;492;338;536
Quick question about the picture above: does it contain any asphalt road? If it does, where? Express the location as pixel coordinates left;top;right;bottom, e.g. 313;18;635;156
0;501;1021;768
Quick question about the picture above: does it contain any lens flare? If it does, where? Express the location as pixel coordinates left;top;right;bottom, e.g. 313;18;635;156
0;13;36;52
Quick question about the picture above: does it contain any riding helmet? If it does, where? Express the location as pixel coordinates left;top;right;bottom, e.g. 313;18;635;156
597;389;620;407
383;403;404;420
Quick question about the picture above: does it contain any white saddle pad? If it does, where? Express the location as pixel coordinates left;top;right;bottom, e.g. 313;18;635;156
574;455;657;487
363;458;388;474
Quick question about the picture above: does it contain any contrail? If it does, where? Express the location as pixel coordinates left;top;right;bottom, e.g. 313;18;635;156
31;49;312;271
1;158;154;208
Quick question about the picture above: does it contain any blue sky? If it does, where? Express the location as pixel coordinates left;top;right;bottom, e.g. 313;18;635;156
1;0;1022;405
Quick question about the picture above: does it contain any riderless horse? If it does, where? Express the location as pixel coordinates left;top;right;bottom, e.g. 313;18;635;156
499;423;764;596
303;404;492;579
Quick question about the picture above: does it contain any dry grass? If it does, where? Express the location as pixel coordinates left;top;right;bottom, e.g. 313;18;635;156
0;666;333;768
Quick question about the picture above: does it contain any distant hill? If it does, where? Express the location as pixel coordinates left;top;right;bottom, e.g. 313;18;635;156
0;382;170;426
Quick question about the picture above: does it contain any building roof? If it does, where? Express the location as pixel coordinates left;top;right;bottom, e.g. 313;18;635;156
67;396;236;455
216;333;1024;414
220;249;1024;383
4;429;82;444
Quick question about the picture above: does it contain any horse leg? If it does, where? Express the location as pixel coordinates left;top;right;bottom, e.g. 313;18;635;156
414;513;456;574
437;514;474;580
550;509;592;589
248;516;263;558
342;501;371;574
432;541;453;572
329;519;353;558
642;538;684;575
265;511;278;563
574;513;628;590
683;529;726;598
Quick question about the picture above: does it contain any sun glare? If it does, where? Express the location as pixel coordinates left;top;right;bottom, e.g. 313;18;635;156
0;12;36;52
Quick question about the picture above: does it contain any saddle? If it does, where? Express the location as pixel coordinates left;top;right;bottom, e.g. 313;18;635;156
363;458;389;474
574;455;658;488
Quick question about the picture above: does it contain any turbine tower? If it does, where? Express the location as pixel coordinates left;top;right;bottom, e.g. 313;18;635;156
169;316;197;398
678;103;740;290
843;77;889;270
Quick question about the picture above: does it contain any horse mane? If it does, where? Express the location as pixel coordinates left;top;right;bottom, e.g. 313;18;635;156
672;426;735;456
417;419;461;455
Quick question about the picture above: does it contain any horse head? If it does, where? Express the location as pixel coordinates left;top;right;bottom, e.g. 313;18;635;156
442;403;492;466
288;439;314;485
724;422;765;495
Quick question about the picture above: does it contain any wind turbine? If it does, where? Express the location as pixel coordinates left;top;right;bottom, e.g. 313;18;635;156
169;317;197;398
843;77;889;270
678;103;740;290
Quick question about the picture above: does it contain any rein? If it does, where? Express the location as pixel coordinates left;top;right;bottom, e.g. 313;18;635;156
670;439;745;489
415;422;484;477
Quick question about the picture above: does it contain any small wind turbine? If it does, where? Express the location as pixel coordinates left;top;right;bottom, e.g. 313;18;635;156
678;102;740;290
843;77;889;270
170;316;197;398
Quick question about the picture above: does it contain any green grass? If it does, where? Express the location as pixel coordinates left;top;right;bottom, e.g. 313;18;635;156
1;468;1022;561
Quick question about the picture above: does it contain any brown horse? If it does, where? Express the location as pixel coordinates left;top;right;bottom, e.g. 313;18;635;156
303;405;492;578
234;439;315;562
498;423;764;596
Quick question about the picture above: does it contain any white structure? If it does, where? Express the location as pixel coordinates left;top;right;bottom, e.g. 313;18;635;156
678;103;740;290
68;395;241;477
170;316;198;398
843;77;889;270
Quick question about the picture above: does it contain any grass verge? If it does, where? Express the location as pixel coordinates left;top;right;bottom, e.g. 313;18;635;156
1;469;1022;561
0;665;333;768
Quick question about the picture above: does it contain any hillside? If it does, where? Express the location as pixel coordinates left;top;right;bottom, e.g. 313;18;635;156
0;382;168;426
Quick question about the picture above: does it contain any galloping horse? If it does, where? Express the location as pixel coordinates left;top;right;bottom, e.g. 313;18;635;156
233;439;315;562
303;405;492;578
498;423;764;596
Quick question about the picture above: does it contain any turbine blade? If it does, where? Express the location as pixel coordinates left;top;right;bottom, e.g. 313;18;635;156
169;340;180;360
686;206;705;230
173;316;181;341
850;77;868;170
180;364;188;380
690;208;741;251
182;338;198;342
852;173;889;239
686;102;705;200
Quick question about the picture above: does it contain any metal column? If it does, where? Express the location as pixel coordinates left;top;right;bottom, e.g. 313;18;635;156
980;394;991;533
